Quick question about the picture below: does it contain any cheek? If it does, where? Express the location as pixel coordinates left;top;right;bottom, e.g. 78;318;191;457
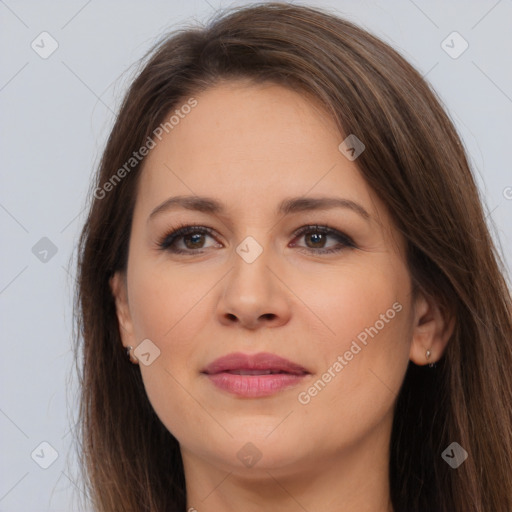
128;261;206;344
296;257;409;351
292;260;412;426
127;264;206;436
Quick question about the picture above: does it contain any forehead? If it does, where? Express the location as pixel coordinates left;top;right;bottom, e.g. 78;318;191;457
136;80;387;228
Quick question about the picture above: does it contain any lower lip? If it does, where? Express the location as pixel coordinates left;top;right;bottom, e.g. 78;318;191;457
204;372;308;397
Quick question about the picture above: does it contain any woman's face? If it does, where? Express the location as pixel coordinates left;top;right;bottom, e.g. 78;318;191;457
112;80;420;478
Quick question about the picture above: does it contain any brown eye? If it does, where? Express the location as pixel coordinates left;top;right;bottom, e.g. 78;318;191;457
290;225;356;254
158;225;219;254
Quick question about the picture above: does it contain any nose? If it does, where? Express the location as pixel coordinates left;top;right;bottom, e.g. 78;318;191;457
216;245;292;330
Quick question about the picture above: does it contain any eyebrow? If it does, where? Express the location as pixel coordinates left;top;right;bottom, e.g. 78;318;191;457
148;195;371;222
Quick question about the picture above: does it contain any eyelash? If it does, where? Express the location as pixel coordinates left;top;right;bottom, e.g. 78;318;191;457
156;222;357;255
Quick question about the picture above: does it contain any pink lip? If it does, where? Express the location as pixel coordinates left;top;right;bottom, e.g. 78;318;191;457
202;352;310;398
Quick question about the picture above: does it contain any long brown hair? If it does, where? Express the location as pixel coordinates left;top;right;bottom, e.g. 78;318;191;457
73;2;512;510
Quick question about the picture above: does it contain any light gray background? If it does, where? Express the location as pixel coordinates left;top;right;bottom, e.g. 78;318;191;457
1;0;511;510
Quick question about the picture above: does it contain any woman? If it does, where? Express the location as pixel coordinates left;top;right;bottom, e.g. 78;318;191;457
73;2;512;511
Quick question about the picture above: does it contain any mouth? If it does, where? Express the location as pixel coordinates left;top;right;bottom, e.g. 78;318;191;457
202;351;309;375
201;352;310;397
221;369;298;375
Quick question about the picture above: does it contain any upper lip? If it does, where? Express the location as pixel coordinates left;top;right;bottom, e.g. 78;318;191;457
202;352;309;375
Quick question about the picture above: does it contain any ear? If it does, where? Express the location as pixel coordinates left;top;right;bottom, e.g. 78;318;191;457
409;290;455;365
110;271;139;364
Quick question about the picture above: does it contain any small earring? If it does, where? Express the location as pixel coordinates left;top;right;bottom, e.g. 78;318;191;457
426;349;436;368
126;345;138;364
